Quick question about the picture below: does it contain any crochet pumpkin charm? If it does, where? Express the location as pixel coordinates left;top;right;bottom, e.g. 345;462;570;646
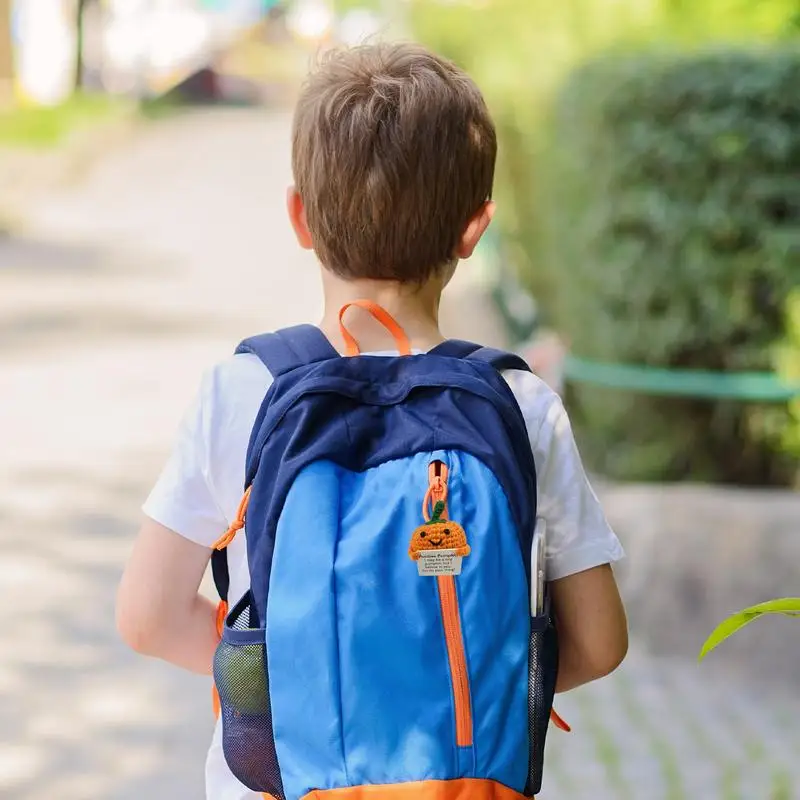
409;501;471;561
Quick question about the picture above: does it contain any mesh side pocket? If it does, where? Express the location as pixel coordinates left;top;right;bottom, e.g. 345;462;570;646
213;594;285;799
524;601;559;797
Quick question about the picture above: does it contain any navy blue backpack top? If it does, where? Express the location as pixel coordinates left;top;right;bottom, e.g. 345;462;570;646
210;302;563;800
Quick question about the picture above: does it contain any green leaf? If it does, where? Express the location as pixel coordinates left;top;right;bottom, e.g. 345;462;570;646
699;597;800;662
428;501;446;524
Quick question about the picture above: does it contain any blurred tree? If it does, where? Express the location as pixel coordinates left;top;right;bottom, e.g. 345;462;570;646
660;0;800;39
74;0;88;91
74;0;106;92
0;0;13;107
334;0;381;11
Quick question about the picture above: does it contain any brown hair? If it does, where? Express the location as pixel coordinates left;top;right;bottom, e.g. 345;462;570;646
291;42;497;283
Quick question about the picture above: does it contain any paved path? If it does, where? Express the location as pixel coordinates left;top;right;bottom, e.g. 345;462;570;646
1;109;798;799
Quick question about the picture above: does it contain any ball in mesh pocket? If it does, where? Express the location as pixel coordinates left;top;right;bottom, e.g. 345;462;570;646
215;642;270;715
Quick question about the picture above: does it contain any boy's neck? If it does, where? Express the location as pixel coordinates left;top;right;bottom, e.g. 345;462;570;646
319;272;447;354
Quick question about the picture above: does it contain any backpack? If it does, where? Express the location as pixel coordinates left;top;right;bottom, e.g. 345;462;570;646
210;302;562;800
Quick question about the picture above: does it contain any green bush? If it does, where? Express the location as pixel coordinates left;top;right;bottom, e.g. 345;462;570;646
538;49;800;485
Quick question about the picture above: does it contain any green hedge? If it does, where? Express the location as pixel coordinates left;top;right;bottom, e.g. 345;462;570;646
538;49;800;485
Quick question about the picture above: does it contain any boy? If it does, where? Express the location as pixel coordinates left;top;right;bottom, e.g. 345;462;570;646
117;43;627;799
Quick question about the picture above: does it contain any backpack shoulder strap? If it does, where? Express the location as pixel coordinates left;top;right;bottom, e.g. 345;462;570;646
236;324;339;377
431;338;532;373
215;326;338;605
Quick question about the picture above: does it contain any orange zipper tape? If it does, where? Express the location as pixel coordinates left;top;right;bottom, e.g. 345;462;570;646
429;461;474;748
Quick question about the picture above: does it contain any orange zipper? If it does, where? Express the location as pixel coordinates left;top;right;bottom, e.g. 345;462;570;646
429;461;473;748
439;574;472;747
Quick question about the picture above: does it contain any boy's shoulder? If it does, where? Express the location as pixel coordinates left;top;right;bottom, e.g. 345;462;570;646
205;350;273;393
210;350;273;386
194;351;274;430
502;367;566;440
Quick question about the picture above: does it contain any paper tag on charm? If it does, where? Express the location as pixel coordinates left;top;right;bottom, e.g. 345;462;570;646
416;549;463;577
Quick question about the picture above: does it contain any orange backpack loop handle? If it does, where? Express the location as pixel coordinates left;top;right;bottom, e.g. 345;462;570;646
339;301;412;357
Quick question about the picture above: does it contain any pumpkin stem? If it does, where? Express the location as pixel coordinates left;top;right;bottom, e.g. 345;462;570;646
428;500;446;523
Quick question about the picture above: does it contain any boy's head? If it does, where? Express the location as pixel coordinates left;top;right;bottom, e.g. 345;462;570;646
288;42;497;285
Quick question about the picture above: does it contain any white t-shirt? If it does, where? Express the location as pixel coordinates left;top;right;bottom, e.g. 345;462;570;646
143;350;624;800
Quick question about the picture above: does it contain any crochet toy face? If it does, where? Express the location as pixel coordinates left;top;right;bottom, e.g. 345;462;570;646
409;501;471;561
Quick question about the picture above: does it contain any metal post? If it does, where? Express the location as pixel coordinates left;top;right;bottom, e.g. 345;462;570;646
133;0;153;102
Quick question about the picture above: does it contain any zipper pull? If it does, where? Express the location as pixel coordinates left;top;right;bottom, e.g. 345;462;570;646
410;459;470;568
427;461;448;511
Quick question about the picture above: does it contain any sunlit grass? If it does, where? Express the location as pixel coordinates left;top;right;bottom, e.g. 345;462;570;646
0;93;131;149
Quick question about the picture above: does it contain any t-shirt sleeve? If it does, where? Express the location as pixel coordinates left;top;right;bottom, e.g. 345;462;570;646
532;395;625;580
142;370;227;548
506;369;624;581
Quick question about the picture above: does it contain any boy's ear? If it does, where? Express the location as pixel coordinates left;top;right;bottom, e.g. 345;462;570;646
455;200;496;260
287;187;314;250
